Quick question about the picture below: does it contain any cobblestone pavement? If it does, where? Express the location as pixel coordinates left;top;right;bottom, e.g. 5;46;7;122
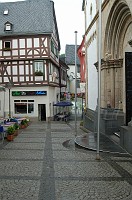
0;121;132;200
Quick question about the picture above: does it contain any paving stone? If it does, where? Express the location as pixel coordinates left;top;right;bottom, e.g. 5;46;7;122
0;180;40;200
117;162;132;175
5;143;45;150
53;150;98;160
18;133;46;138
14;137;46;143
54;161;121;178
0;150;44;160
0;160;43;177
0;120;132;200
55;180;132;200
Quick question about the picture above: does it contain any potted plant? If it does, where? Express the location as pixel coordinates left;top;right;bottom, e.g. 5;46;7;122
20;120;26;129
7;126;15;141
13;123;19;136
34;70;43;76
34;70;43;81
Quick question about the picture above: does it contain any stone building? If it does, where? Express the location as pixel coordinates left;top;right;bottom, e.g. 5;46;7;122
82;0;132;125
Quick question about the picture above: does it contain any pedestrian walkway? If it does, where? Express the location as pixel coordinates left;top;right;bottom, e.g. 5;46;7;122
0;120;132;200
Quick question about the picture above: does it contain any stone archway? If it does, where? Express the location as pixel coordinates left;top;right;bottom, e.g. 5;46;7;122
101;0;132;111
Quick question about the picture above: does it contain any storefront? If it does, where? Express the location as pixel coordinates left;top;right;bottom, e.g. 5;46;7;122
0;86;57;121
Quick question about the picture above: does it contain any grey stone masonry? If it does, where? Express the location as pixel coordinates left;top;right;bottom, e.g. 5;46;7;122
0;120;132;200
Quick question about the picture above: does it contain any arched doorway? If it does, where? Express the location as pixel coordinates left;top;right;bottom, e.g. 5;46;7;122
102;0;132;124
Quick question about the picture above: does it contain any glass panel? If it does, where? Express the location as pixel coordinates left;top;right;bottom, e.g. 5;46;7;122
6;24;11;31
15;103;27;114
28;103;34;113
34;61;43;72
4;41;10;48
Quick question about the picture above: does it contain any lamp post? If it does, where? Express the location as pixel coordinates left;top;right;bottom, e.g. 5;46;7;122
0;86;6;118
7;82;12;118
74;31;77;136
96;0;102;160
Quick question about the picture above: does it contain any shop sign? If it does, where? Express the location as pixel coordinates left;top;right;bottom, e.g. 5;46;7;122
12;91;47;96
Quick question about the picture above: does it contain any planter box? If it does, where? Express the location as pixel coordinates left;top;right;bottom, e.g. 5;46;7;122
35;76;43;81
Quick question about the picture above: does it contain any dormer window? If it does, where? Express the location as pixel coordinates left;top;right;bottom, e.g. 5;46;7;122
4;22;12;31
4;9;9;15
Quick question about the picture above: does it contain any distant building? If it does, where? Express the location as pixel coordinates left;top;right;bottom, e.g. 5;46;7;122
65;44;81;97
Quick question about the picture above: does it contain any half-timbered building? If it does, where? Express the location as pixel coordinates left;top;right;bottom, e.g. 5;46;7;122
0;0;64;121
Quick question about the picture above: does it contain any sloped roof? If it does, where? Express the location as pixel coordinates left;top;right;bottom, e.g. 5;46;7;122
0;0;60;46
65;44;80;65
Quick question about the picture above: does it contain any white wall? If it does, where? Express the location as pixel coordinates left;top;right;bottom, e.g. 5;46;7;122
0;86;58;119
87;36;98;110
85;0;98;110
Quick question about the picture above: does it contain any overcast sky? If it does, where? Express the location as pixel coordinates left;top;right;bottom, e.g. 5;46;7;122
0;0;85;54
53;0;84;54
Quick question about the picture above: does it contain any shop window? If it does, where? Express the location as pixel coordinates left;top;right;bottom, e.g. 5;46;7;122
14;100;34;114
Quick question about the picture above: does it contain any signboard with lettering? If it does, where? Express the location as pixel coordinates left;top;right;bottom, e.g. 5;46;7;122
12;91;47;96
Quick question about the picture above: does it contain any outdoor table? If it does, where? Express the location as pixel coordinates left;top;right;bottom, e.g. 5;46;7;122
56;115;66;121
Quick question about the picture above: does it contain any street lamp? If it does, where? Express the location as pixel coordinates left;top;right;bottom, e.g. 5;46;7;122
75;31;78;136
0;86;6;118
96;0;102;160
7;82;12;118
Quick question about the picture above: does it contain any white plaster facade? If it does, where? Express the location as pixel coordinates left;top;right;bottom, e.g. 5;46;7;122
0;86;60;120
83;0;98;110
83;0;132;120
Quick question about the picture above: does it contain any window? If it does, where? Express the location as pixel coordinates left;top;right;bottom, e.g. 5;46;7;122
5;24;11;31
4;22;12;31
14;100;34;114
51;40;54;53
4;41;11;50
77;80;80;88
51;40;58;58
90;3;93;15
77;65;80;73
34;61;43;72
4;9;9;15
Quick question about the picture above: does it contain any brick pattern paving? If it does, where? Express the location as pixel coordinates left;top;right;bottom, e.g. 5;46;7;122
0;121;131;200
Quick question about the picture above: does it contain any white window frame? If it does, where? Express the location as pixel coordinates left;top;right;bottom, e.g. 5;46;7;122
5;23;11;31
14;100;34;114
4;41;11;49
34;61;44;72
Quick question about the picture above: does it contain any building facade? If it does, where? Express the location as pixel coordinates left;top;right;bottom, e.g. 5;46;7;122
82;0;98;111
0;0;67;121
65;45;81;96
83;0;132;124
